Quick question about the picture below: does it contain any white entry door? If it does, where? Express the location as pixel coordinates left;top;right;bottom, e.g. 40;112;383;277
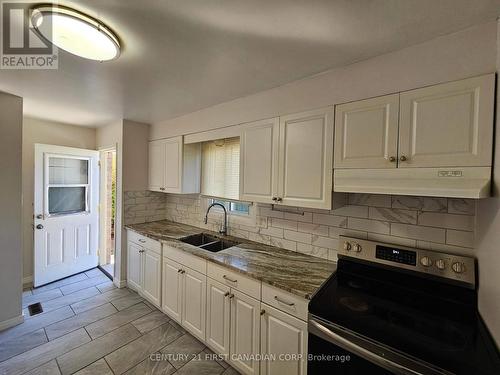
34;144;99;287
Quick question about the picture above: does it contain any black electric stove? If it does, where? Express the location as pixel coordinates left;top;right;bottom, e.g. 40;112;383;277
308;236;500;375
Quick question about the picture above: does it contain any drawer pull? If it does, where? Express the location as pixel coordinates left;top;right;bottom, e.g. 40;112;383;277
223;275;237;283
138;239;146;243
274;296;295;306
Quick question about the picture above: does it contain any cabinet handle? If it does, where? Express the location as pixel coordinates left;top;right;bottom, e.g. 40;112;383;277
274;296;295;306
229;293;235;299
138;249;144;253
181;270;186;274
389;156;396;162
276;197;283;202
138;239;146;243
399;155;408;162
223;275;237;283
177;269;182;273
260;309;266;316
178;269;185;274
224;292;230;297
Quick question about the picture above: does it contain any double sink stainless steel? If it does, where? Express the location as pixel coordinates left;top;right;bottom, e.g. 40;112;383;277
179;233;240;253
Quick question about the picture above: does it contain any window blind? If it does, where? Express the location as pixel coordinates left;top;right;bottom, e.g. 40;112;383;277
201;137;240;200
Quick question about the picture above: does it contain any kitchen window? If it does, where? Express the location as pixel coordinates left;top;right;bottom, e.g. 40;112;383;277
201;137;240;200
208;198;251;216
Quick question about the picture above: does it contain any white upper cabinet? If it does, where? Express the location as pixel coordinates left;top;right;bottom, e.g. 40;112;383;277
334;74;495;171
335;94;400;169
148;140;166;191
240;118;280;204
148;136;201;194
164;137;182;191
239;108;334;209
278;107;334;209
398;74;494;168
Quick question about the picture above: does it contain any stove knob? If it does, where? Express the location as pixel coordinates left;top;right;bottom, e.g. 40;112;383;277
353;243;362;253
420;256;433;267
435;259;446;270
452;262;466;274
343;241;352;251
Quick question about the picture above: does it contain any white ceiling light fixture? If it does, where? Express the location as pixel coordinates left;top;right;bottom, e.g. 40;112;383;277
31;4;120;61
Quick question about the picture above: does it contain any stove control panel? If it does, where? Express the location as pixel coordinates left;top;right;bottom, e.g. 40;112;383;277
339;236;476;287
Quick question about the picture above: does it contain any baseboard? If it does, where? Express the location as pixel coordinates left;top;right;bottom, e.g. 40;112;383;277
0;314;24;332
23;275;33;288
113;279;127;288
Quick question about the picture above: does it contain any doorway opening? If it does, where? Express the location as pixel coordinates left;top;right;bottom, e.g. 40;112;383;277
99;148;116;278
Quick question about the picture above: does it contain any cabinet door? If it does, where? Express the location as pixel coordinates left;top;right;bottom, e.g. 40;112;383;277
162;257;183;323
127;242;142;292
164;136;183;193
206;278;231;356
399;74;494;168
142;249;161;307
260;305;307;375
230;290;261;375
148;139;166;192
182;267;207;341
240;118;280;204
334;94;399;169
278;107;334;209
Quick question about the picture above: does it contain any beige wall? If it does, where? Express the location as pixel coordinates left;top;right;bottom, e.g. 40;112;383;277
123;120;149;191
22;117;96;281
476;19;500;347
151;21;497;139
0;92;23;327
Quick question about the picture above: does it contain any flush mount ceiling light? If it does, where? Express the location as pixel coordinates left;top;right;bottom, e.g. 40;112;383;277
31;4;120;61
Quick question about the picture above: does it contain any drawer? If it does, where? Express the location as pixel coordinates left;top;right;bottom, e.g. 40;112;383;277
207;263;261;299
163;244;207;275
128;230;161;255
262;283;308;321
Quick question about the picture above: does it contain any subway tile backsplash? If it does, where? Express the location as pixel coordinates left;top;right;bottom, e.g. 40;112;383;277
124;191;477;262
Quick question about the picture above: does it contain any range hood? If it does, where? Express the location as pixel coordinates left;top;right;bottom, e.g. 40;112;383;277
334;167;491;199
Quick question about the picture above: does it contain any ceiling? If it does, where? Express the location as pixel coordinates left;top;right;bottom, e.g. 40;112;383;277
1;0;499;127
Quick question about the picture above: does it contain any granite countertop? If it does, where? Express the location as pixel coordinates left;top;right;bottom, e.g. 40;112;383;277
125;220;336;300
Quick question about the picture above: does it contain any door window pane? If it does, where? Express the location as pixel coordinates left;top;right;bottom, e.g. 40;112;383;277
49;157;88;184
48;187;87;214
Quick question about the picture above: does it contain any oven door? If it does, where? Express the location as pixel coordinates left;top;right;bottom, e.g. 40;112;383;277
308;316;450;375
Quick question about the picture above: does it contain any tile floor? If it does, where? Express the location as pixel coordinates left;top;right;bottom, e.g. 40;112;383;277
0;268;240;375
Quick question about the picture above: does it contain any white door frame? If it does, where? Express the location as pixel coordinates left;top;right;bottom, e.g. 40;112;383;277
34;144;100;287
98;146;117;273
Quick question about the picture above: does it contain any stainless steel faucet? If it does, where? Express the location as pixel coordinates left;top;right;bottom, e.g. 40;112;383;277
204;202;228;235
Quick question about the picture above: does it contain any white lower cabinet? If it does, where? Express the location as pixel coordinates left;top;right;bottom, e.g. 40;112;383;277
162;257;183;323
127;241;142;291
260;304;308;375
127;234;162;308
161;253;207;341
206;278;261;375
230;290;261;375
206;278;231;355
182;267;207;341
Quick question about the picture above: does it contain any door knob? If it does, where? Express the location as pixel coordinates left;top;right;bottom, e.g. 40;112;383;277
36;224;44;229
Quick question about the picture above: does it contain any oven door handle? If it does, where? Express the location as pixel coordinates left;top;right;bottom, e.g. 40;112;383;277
309;318;448;375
